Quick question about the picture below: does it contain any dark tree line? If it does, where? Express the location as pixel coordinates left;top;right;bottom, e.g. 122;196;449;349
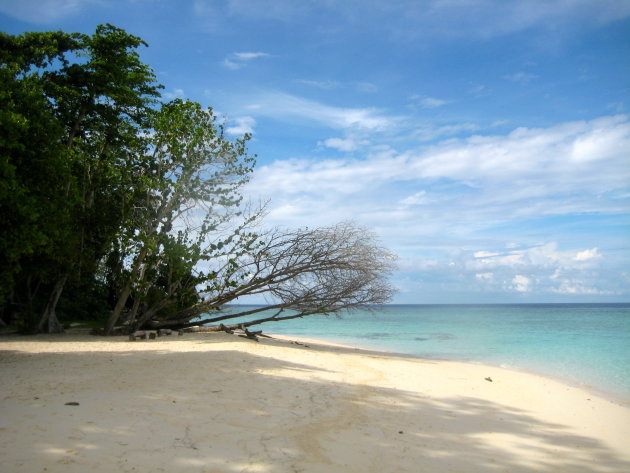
0;25;396;335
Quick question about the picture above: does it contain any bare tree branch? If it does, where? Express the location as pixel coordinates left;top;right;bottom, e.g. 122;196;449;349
148;222;397;329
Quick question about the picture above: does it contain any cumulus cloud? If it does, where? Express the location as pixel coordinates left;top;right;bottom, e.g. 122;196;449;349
512;275;531;292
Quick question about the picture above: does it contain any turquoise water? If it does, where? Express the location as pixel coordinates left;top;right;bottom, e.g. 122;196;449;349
217;304;630;401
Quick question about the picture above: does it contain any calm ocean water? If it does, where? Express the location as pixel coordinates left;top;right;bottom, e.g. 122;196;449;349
217;304;630;401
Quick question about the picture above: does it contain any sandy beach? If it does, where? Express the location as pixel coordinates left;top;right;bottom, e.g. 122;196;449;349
1;332;629;473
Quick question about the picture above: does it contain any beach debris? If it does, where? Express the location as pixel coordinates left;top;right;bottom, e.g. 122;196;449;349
398;431;404;434
291;341;310;348
157;329;173;336
485;377;493;382
129;331;147;341
64;402;80;406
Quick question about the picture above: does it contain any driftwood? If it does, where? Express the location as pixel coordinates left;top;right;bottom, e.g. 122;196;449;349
157;329;173;336
237;328;261;342
236;328;273;342
219;323;234;334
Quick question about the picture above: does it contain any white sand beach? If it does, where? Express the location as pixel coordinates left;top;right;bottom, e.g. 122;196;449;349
1;332;629;473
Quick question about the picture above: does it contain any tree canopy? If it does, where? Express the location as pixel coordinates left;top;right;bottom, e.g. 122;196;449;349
0;24;396;335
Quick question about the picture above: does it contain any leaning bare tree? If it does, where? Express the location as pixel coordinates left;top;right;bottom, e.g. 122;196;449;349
146;221;397;331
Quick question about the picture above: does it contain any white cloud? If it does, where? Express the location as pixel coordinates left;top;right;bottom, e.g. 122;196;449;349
243;114;629;299
419;96;450;108
512;275;531;292
474;251;499;258
246;115;630;228
321;137;361;152
574;248;601;261
233;52;269;60
475;272;494;282
239;91;398;131
399;191;429;206
222;52;270;70
163;88;185;100
226;116;256;135
551;280;612;295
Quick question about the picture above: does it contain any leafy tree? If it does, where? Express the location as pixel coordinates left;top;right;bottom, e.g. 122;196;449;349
0;25;161;332
0;24;397;335
104;99;256;334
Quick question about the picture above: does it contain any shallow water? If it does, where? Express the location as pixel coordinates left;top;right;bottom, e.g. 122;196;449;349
213;304;630;401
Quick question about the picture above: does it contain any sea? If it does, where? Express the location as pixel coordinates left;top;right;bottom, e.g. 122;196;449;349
216;303;630;402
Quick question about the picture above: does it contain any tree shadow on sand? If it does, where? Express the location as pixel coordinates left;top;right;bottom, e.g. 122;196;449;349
1;336;629;473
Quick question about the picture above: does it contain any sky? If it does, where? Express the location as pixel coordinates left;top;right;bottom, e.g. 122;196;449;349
1;0;629;303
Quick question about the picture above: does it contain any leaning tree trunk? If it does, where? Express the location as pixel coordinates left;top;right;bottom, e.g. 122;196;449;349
105;247;150;334
105;282;132;335
37;274;68;333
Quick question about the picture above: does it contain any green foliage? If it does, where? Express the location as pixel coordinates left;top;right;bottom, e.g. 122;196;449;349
1;24;389;335
0;24;162;331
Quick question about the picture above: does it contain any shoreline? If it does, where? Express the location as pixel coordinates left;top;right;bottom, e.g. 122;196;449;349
270;333;630;407
1;331;630;472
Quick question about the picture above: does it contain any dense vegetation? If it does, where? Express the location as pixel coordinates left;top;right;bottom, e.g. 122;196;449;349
0;25;395;335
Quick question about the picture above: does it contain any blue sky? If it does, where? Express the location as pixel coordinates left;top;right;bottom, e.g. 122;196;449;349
2;0;629;303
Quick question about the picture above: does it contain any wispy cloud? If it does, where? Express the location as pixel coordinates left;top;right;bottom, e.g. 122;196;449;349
297;79;341;90
0;0;94;23
240;91;398;131
222;51;270;70
320;137;365;152
244;114;630;299
196;0;630;41
410;95;450;109
504;72;539;84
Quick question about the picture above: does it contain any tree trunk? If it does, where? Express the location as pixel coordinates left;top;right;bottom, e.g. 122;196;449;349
105;247;150;334
37;274;68;333
105;282;132;335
